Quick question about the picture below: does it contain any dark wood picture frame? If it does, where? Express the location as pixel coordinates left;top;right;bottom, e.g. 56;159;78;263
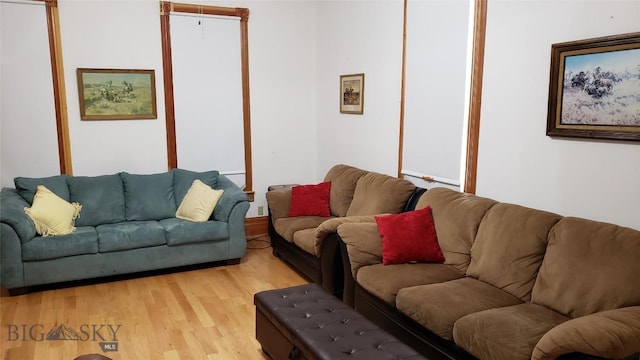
340;73;365;114
77;68;157;120
546;32;640;141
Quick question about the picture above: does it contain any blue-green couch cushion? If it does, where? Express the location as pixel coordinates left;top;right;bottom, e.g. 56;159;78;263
96;221;166;253
14;175;70;204
21;227;98;261
172;168;220;207
121;172;176;221
159;218;228;246
68;174;125;227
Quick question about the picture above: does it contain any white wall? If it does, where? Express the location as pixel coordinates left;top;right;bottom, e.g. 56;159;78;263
59;0;168;176
237;0;318;216
0;2;59;186
1;0;318;218
3;0;639;229
315;0;404;177
477;0;640;230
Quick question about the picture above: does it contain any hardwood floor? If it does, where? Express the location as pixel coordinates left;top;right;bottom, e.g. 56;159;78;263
0;238;307;360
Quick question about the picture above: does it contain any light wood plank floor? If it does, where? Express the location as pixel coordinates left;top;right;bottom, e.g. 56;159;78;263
0;238;307;360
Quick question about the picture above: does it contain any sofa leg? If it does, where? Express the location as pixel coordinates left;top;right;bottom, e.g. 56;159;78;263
8;287;28;296
225;258;241;265
272;248;280;257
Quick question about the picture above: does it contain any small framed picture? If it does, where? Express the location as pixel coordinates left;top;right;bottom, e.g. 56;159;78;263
546;32;640;141
77;68;157;120
340;73;365;114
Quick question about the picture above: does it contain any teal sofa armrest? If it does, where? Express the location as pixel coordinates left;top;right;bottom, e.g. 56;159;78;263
1;188;32;289
213;175;249;222
1;188;36;242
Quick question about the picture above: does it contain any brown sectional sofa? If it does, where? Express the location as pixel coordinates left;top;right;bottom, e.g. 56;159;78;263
266;164;420;297
338;187;640;360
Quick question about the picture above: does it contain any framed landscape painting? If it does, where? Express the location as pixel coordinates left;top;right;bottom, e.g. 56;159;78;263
546;32;640;141
77;68;157;120
340;73;365;114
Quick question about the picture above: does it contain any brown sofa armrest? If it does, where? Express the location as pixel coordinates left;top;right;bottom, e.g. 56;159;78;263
336;222;383;278
313;215;380;257
266;188;292;221
532;306;640;360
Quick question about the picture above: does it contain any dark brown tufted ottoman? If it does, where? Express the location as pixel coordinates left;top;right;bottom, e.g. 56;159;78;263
254;283;426;360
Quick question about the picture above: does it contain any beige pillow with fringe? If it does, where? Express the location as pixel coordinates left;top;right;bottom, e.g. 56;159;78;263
24;185;82;237
176;179;224;222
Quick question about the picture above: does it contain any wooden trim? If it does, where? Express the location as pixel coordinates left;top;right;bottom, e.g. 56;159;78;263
239;12;254;196
463;0;488;194
160;2;177;169
159;2;253;196
245;216;268;238
397;0;408;179
170;2;248;18
44;0;73;175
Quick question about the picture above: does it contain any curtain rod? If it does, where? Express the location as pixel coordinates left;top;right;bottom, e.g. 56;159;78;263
401;169;460;187
0;0;45;6
169;12;239;22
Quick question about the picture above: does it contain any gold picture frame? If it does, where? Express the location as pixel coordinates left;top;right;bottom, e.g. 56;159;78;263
77;68;157;120
340;73;365;114
546;32;640;141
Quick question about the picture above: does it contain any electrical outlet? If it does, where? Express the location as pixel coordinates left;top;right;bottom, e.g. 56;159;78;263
257;205;264;216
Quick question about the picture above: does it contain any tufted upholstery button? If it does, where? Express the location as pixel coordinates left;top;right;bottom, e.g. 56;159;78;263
255;283;426;360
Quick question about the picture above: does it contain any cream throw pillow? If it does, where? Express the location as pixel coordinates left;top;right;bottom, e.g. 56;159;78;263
24;185;82;237
176;179;224;222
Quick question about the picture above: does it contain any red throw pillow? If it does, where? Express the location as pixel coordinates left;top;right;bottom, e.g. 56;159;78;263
375;206;445;265
288;182;331;217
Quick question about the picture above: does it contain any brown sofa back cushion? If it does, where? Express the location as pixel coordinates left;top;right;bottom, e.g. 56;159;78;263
324;164;368;217
421;188;497;273
532;217;640;318
467;203;562;301
346;172;415;216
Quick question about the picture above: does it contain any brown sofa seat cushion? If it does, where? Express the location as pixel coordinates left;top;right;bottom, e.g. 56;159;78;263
357;263;463;305
293;228;317;256
453;303;569;360
420;188;497;273
346;172;415;216
467;203;562;302
532;217;640;318
273;216;331;242
396;277;522;340
323;164;369;217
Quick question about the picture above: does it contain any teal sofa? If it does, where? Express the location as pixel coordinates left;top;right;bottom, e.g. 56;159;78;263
0;169;250;295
